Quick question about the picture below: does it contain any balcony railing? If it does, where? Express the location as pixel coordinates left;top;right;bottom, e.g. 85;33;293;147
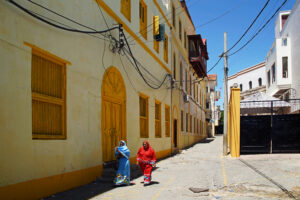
188;34;208;78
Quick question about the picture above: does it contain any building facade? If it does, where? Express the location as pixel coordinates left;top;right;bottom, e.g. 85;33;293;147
228;62;266;100
0;0;210;199
170;0;209;152
206;74;220;137
265;2;300;101
0;0;174;199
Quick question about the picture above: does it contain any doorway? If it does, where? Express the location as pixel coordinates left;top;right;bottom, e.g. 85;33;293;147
173;119;178;147
101;67;126;162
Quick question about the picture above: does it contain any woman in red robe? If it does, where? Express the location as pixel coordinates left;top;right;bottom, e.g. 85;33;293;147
137;140;156;185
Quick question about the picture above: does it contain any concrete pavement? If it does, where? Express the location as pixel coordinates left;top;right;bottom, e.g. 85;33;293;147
44;135;300;200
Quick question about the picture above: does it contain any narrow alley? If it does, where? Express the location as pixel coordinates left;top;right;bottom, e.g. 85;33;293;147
45;135;300;200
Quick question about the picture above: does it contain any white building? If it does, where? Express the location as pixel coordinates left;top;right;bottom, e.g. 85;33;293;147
265;1;300;100
228;62;266;100
206;74;220;137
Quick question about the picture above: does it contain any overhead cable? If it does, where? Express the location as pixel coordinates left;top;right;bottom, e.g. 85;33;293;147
9;0;119;34
195;0;248;29
122;29;170;89
228;0;287;57
225;0;271;54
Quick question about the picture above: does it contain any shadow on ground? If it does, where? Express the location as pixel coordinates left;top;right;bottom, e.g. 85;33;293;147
43;137;215;200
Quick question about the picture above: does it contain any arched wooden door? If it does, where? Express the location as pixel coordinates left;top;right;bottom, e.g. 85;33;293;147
101;67;126;162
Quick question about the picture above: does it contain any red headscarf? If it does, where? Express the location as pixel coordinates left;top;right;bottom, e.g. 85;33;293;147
137;140;156;163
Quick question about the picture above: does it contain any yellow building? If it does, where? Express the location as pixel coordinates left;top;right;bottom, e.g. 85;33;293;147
0;0;173;199
170;0;209;152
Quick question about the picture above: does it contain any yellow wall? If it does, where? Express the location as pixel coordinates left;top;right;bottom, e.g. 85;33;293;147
0;0;172;199
228;88;240;157
170;0;208;150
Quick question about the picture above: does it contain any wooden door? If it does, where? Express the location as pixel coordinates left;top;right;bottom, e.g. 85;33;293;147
102;101;123;162
102;67;126;162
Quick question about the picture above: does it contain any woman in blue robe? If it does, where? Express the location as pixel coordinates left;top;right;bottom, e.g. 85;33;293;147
114;140;130;186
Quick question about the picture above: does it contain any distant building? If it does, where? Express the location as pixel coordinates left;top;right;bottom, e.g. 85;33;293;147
265;1;300;100
228;62;266;100
205;74;220;136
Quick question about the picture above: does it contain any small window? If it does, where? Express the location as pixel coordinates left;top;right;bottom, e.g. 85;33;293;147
258;78;262;86
121;0;131;21
190;75;192;96
139;0;147;40
30;46;67;139
164;34;168;63
139;94;149;138
172;5;176;28
282;57;288;78
240;84;243;91
184;31;187;49
282;38;287;46
190;115;192;132
179;19;182;40
206;101;209;109
180;62;183;87
181;110;184;131
249;81;252;89
267;70;271;87
194;117;196;134
185;70;188;92
186;113;188;132
155;100;161;137
281;14;289;30
165;105;170;137
272;64;276;83
173;53;176;79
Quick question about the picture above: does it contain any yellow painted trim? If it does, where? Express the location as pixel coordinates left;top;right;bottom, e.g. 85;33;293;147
220;156;228;186
0;165;102;200
153;0;171;28
95;0;171;74
24;42;71;65
155;99;162;104
138;92;149;99
156;148;171;160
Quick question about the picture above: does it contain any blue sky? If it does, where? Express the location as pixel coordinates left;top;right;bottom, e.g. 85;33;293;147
186;0;296;109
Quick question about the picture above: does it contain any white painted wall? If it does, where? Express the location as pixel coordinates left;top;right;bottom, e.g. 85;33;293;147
266;2;300;98
282;1;300;98
228;64;266;96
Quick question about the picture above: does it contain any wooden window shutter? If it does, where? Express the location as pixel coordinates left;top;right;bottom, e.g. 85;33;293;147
31;52;67;139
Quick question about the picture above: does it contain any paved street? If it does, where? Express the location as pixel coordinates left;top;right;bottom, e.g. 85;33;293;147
45;135;300;200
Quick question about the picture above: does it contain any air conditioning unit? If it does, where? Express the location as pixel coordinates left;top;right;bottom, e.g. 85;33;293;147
183;94;189;103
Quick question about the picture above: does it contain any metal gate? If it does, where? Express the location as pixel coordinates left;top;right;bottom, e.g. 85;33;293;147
240;99;300;154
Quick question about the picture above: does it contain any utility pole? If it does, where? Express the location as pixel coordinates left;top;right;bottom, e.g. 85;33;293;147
223;32;228;156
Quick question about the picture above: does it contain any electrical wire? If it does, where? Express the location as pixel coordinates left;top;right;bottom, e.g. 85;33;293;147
9;0;119;34
122;30;170;89
228;0;287;57
123;47;162;84
123;47;166;87
207;57;222;74
195;0;248;30
225;0;271;54
29;10;109;42
119;52;138;93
